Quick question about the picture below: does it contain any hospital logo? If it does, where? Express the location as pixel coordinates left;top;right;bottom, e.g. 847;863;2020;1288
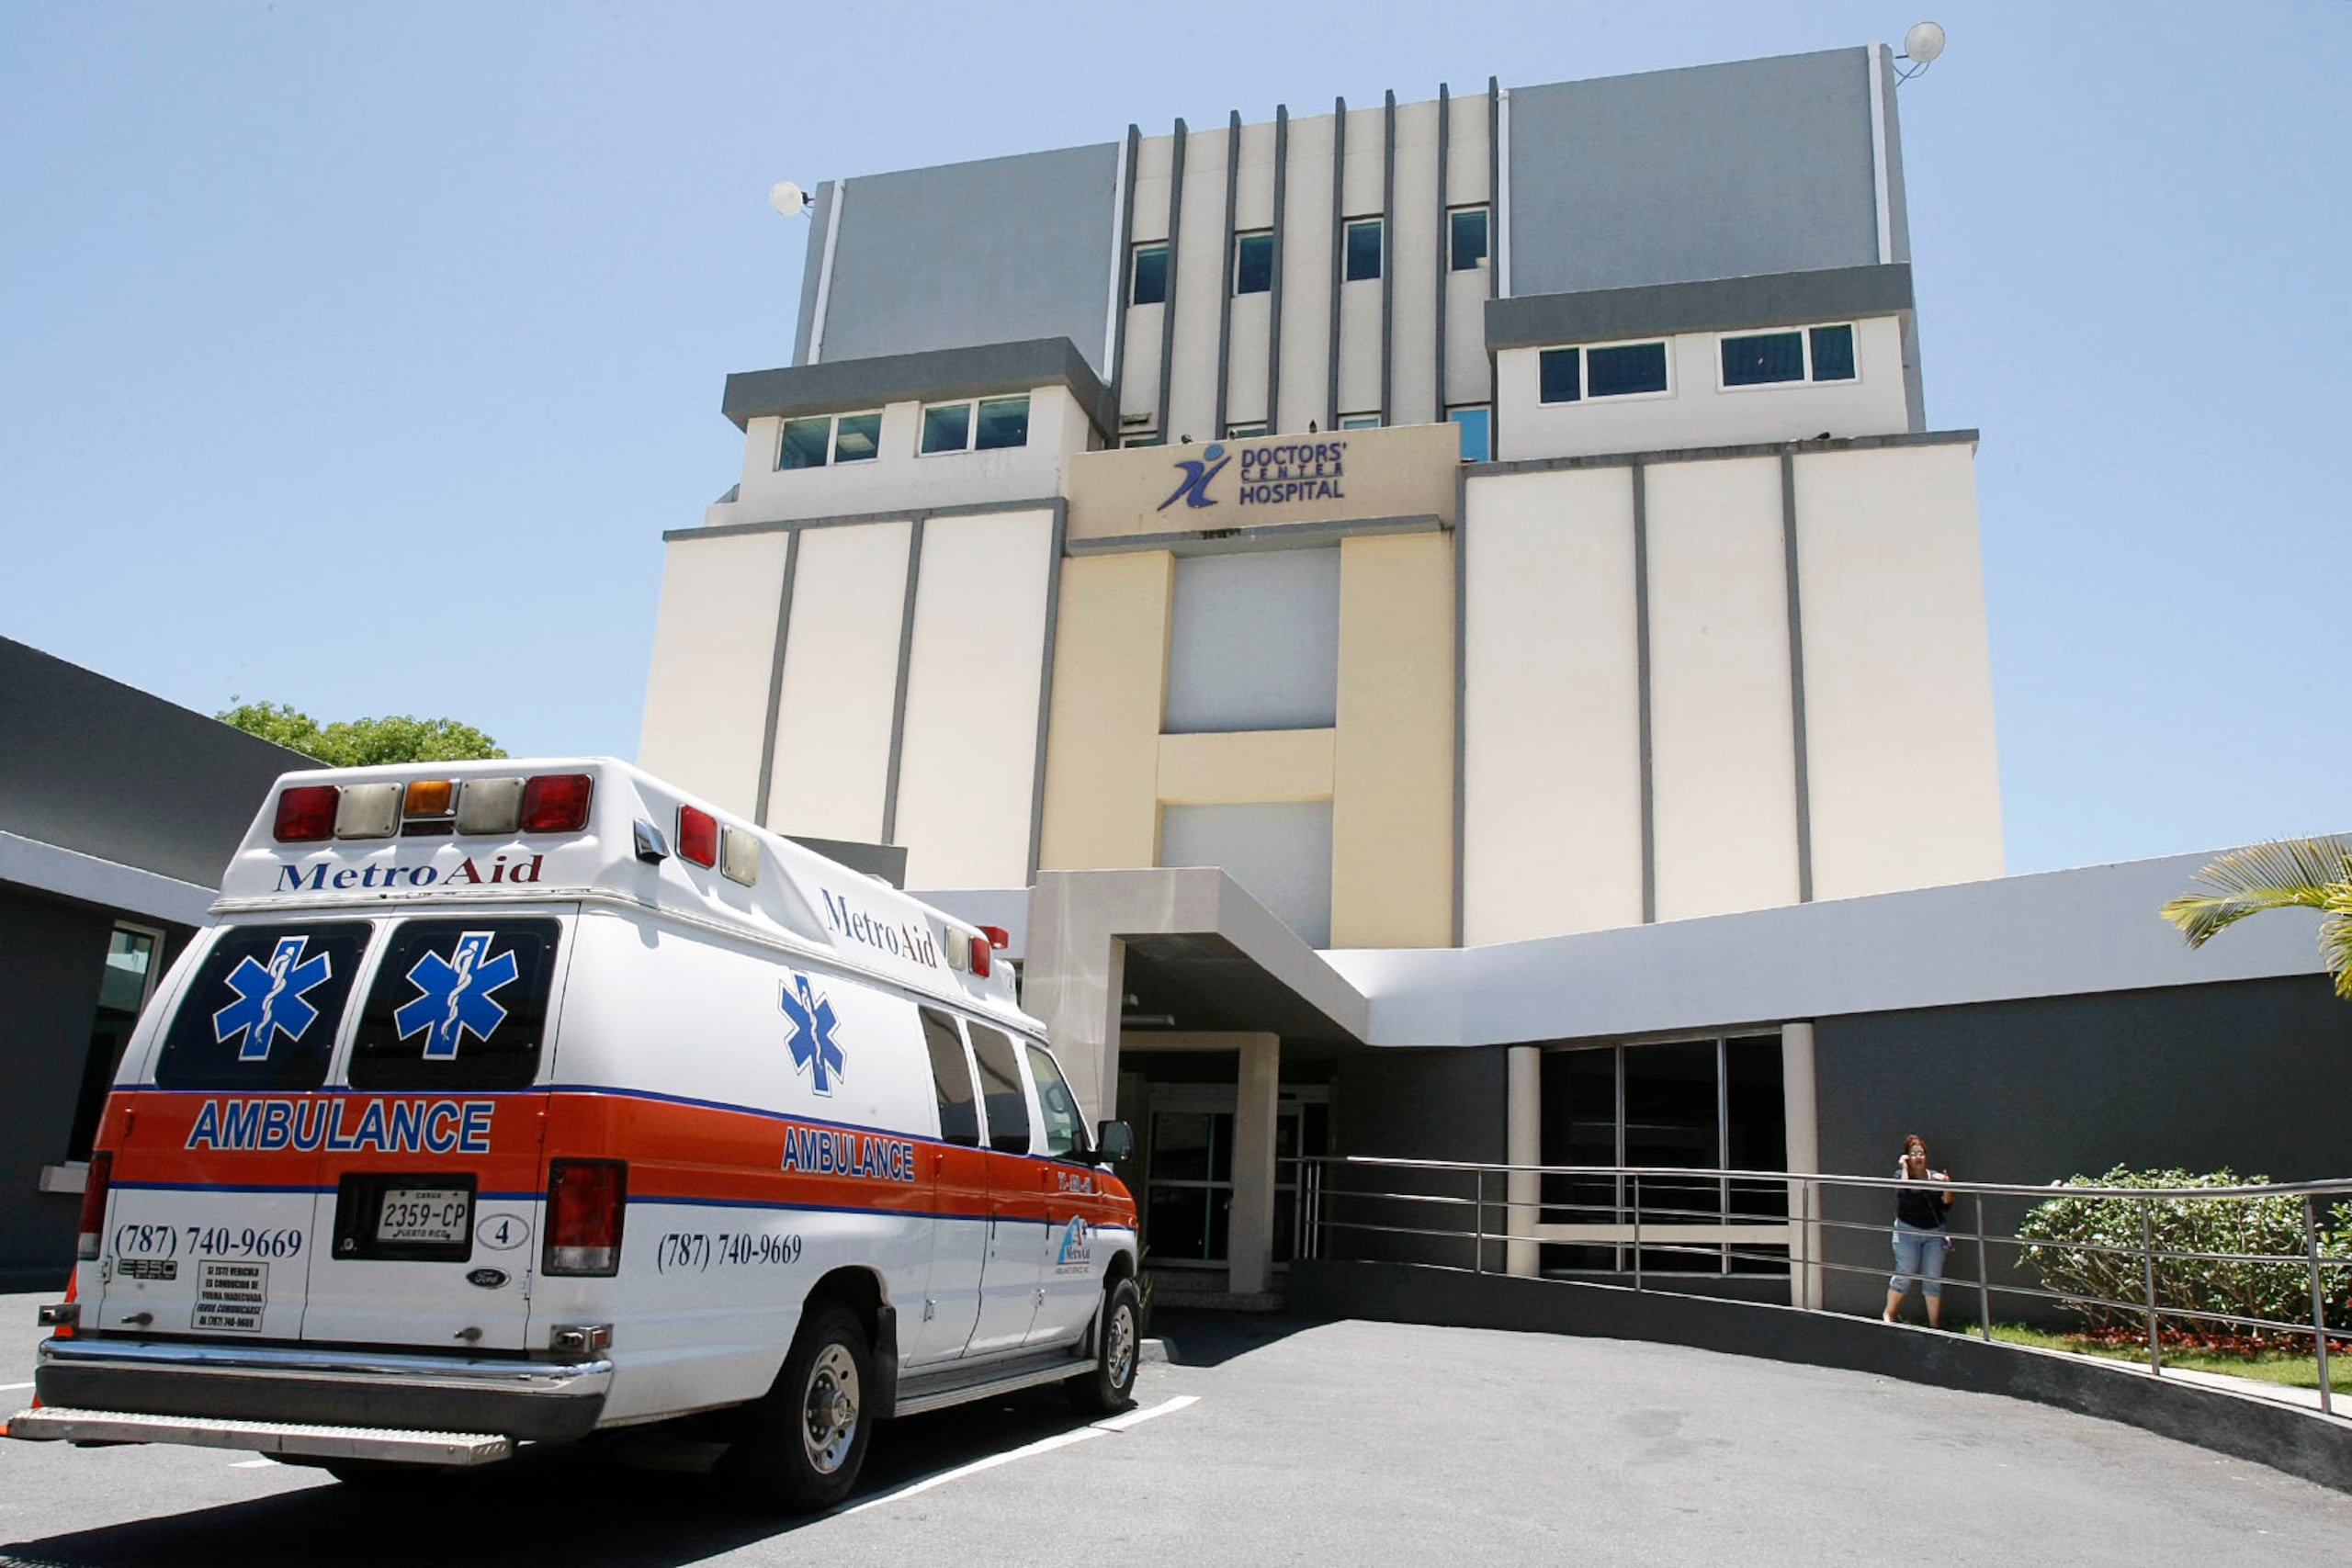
781;973;845;1096
393;931;520;1059
213;936;333;1061
1158;444;1231;511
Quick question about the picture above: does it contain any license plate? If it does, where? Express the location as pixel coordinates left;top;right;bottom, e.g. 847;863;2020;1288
377;1188;473;1246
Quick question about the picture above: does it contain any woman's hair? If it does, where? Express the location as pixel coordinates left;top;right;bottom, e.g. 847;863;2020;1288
1902;1134;1926;1155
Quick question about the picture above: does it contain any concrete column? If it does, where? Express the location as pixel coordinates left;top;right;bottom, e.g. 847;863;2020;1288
1227;1032;1283;1296
1506;1045;1542;1277
1781;1021;1821;1310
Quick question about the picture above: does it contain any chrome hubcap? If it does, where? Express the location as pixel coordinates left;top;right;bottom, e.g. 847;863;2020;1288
801;1345;860;1474
1106;1303;1136;1387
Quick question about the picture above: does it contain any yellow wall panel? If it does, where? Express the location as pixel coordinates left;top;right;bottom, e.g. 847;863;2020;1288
1037;551;1172;870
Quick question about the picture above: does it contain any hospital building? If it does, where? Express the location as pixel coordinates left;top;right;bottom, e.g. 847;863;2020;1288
635;45;2349;1312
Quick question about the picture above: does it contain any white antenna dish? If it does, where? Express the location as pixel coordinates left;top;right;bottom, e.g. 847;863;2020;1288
769;181;810;217
1903;20;1946;64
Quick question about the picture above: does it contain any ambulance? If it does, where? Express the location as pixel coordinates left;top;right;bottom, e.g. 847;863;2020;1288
7;759;1143;1511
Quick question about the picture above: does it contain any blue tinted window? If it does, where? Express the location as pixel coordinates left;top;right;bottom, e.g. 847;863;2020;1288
155;924;372;1090
1235;232;1273;295
1449;407;1490;462
1722;332;1804;387
776;416;830;470
921;402;971;455
1131;245;1169;306
974;396;1029;451
1538;347;1580;404
1449;209;1488;272
1586;343;1668;398
1344;220;1382;282
1809;324;1856;381
832;412;880;463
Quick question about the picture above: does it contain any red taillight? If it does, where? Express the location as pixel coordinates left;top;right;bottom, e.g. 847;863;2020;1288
521;773;593;833
76;1152;112;1262
676;805;718;867
273;785;339;842
969;934;991;978
544;1159;626;1276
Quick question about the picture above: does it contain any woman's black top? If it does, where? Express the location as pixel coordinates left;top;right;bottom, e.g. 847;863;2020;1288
1894;1173;1949;1230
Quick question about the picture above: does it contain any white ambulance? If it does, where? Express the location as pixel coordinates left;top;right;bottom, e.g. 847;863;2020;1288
8;759;1142;1511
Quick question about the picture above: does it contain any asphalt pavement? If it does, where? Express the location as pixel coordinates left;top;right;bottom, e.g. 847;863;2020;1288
2;1294;2347;1565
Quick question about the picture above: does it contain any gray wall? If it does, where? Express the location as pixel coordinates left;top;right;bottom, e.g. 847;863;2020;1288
1329;1046;1510;1269
0;637;307;886
798;143;1121;374
1508;48;1880;295
1812;975;2352;1321
0;888;126;1288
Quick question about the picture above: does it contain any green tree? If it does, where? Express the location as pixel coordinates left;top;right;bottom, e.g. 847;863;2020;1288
218;700;506;768
2161;836;2352;999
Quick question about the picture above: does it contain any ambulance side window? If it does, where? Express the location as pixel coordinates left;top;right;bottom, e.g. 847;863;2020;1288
153;923;371;1090
348;918;561;1091
1024;1042;1090;1159
920;1007;981;1147
966;1023;1032;1156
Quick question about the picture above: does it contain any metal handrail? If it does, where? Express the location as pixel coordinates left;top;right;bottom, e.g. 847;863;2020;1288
1301;1155;2351;1416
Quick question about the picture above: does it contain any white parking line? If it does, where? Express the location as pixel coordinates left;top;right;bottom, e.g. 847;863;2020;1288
0;1382;32;1394
838;1395;1199;1517
230;1458;277;1469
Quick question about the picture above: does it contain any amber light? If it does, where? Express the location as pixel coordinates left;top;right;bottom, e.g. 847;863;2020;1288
404;779;455;816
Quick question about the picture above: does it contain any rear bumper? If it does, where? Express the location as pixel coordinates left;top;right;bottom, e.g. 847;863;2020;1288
28;1337;612;1443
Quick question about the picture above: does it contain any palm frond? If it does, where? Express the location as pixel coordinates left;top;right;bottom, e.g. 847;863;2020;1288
2160;836;2352;948
2321;886;2352;1001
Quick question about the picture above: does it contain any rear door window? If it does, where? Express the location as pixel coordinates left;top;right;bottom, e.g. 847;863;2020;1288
1023;1043;1090;1159
154;923;371;1089
349;919;560;1091
967;1022;1032;1155
921;1007;982;1147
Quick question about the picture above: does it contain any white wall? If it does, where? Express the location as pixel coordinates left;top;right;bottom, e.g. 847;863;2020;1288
1462;468;1645;943
1644;457;1801;919
1387;97;1441;428
1159;800;1336;949
1495;316;1909;461
892;509;1056;889
764;520;912;841
1166;122;1229;446
637;530;792;818
1164;547;1342;734
718;386;1089;526
1793;443;2004;897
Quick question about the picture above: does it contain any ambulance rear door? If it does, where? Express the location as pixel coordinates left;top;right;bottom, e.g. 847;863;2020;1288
295;912;571;1352
93;920;373;1341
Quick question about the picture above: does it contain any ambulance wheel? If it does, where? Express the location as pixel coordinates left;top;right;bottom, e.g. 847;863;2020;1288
1067;1277;1143;1416
720;1302;875;1514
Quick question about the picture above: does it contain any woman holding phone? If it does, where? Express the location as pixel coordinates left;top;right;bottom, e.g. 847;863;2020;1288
1884;1134;1954;1327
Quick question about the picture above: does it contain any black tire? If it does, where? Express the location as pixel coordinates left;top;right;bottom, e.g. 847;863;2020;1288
718;1302;876;1514
1067;1277;1143;1416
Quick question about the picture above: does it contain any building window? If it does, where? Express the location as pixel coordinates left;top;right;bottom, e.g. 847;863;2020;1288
1448;405;1491;462
1132;243;1170;307
1449;207;1489;272
974;394;1030;450
1721;323;1858;388
777;416;831;470
1123;433;1164;448
65;923;163;1160
1537;342;1671;403
832;412;881;463
1538;1036;1787;1277
1234;231;1273;295
1339;413;1381;430
920;401;972;455
1343;218;1383;282
1225;422;1267;439
1164;547;1340;736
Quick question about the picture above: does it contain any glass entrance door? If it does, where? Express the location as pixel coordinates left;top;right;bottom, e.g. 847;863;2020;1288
1143;1090;1328;1268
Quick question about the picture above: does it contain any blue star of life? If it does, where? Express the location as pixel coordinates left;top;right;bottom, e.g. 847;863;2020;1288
781;973;845;1096
393;931;520;1060
213;935;334;1061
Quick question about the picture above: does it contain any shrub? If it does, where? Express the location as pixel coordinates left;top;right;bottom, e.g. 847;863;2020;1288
2016;1168;2352;1339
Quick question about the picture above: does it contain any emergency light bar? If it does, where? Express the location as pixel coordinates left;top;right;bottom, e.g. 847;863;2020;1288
269;773;594;844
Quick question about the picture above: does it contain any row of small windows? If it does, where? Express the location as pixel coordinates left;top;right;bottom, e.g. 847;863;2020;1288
1122;407;1491;463
1537;323;1858;405
775;395;1030;469
1128;206;1489;304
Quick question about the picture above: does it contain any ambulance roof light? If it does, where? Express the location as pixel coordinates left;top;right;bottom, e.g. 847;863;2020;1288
456;776;525;835
677;805;718;868
980;925;1010;952
273;784;339;843
520;773;594;834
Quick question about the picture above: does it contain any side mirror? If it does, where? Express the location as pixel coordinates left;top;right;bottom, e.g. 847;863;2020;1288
1094;1120;1135;1163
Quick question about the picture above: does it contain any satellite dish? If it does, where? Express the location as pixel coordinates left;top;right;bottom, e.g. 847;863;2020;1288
769;180;809;217
1903;20;1946;63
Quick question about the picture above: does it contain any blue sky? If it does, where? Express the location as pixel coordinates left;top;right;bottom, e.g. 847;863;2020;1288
3;3;2346;876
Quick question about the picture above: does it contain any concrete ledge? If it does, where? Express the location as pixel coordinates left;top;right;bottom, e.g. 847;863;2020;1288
1292;1258;2352;1495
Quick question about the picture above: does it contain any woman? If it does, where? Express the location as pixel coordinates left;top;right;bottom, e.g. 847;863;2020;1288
1883;1134;1954;1327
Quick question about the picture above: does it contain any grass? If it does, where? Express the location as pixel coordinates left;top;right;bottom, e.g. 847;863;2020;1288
1986;1323;2343;1393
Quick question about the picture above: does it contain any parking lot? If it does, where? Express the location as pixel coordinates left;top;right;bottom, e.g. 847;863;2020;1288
3;1295;2347;1564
